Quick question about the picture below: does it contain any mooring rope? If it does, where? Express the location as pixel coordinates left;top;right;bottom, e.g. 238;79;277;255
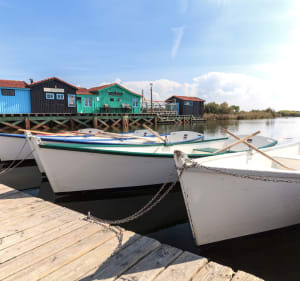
0;139;35;176
181;158;300;184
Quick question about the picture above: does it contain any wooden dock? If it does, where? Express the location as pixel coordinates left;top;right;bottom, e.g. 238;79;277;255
0;184;263;281
0;113;205;132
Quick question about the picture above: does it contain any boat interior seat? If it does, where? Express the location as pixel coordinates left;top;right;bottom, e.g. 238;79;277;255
272;155;300;170
192;147;219;153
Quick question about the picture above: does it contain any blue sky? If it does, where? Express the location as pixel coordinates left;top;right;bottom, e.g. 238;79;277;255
0;0;299;110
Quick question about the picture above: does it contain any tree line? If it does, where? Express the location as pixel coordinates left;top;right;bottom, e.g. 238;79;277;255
203;102;282;120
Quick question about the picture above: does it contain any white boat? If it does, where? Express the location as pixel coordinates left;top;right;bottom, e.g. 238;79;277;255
0;130;203;162
174;141;300;246
27;135;276;193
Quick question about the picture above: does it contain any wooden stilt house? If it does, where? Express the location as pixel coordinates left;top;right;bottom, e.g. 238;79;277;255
0;79;31;114
89;83;142;114
29;77;78;113
165;96;205;116
76;87;99;113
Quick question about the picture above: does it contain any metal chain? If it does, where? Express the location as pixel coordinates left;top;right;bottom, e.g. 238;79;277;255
0;143;35;176
0;139;28;174
85;168;182;226
183;160;300;184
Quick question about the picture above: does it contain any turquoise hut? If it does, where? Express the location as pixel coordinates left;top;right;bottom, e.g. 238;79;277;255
0;79;31;114
76;87;98;113
89;83;142;114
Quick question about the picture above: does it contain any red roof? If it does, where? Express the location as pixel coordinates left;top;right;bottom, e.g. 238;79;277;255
76;87;95;95
89;83;116;92
29;77;78;89
166;95;205;102
0;79;28;88
89;83;142;97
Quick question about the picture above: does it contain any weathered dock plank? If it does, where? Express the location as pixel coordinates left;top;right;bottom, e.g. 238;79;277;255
0;185;263;281
83;236;161;281
39;231;140;281
152;251;207;281
231;271;264;281
0;211;83;251
5;226;121;281
114;244;183;281
191;261;234;281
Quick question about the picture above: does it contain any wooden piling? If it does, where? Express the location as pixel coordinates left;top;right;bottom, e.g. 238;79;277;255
93;116;98;129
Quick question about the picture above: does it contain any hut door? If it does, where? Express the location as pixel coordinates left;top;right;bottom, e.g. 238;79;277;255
176;103;180;115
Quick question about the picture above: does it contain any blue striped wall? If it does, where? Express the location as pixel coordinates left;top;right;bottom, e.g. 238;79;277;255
0;88;31;114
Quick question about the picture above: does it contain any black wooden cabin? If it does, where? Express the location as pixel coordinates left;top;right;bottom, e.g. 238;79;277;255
29;77;77;113
165;95;205;116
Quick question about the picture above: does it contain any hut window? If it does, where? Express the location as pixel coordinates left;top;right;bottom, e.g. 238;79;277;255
45;93;55;100
132;98;138;108
184;101;193;106
109;92;123;96
1;89;15;96
56;94;64;100
110;98;114;102
117;98;121;102
85;97;92;107
68;94;76;107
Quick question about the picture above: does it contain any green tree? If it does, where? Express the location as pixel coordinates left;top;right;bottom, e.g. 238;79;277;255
230;105;240;113
204;102;219;113
219;102;231;114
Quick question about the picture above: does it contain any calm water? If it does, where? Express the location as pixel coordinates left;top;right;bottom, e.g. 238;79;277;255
28;117;300;280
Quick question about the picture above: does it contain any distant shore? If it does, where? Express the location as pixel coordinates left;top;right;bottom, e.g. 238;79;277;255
204;110;300;120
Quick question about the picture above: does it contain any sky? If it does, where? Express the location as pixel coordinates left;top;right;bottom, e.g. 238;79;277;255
0;0;299;110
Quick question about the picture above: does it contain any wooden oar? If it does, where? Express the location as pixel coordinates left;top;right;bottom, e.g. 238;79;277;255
93;131;159;142
142;124;166;143
19;128;159;143
214;131;260;154
222;128;295;171
18;129;76;136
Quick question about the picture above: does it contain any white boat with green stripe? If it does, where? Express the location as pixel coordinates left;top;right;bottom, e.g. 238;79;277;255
29;135;277;194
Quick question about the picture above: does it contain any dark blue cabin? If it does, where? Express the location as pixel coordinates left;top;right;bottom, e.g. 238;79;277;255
165;95;205;116
28;77;78;114
0;80;31;114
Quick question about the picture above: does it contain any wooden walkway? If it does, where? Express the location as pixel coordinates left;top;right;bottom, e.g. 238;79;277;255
0;113;205;131
0;184;263;281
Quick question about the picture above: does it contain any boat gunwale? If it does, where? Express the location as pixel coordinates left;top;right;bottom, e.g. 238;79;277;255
185;141;300;177
38;137;277;158
0;132;203;145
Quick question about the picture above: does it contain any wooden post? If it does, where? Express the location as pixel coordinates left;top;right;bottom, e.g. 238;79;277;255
93;116;98;129
25;117;30;130
70;119;75;130
154;116;158;128
122;115;129;131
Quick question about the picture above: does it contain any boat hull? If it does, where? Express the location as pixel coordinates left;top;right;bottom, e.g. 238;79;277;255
178;157;300;246
31;134;277;193
35;146;178;193
0;135;33;161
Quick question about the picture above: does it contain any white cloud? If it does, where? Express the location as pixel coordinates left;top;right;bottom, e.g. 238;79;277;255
97;70;300;111
171;26;185;59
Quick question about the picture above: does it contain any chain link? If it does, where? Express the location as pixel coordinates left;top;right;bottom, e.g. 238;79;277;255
183;160;300;184
85;168;182;226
